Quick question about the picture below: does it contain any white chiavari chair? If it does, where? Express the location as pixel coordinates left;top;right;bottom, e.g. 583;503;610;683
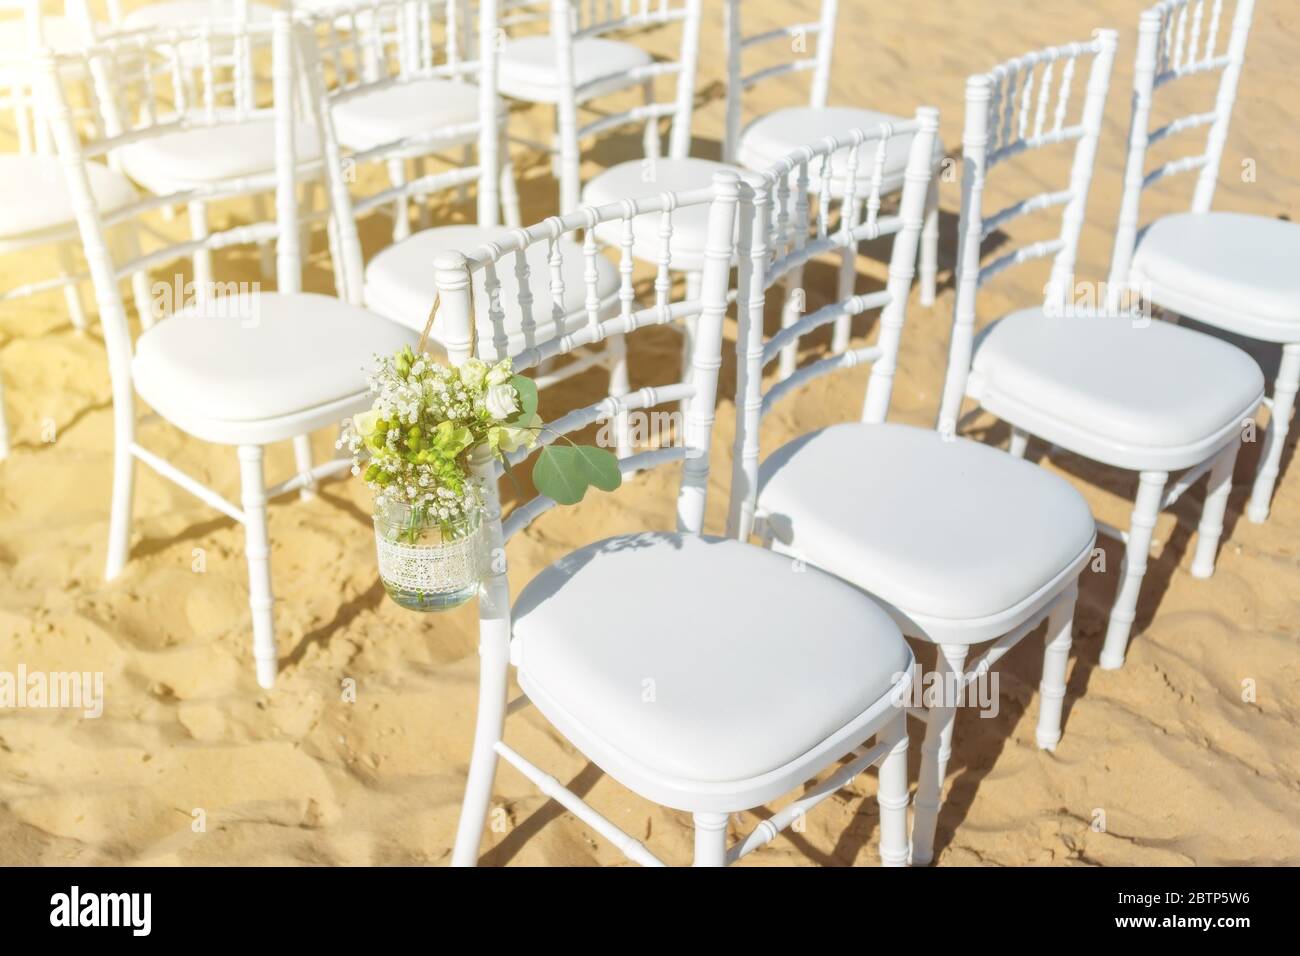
498;0;703;217
1107;0;1293;524
726;113;1096;866
1;0;98;152
303;0;517;243
96;0;322;297
440;172;918;868
722;0;943;308
936;31;1265;671
39;12;416;688
305;0;633;456
0;2;132;458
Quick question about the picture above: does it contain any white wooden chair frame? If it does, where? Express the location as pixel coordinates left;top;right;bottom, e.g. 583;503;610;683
726;114;1089;864
1105;0;1288;523
437;174;915;867
722;0;942;308
499;0;702;216
39;14;359;687
936;31;1257;670
298;0;515;242
300;0;515;295
305;1;629;443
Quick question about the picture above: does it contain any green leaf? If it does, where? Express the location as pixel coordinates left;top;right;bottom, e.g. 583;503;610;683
509;375;538;425
532;444;622;505
533;445;588;505
573;445;622;492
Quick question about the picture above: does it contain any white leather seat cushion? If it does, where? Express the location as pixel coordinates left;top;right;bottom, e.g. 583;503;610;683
498;35;651;104
737;106;943;192
1131;212;1300;342
363;224;620;351
970;309;1264;465
119;116;321;192
0;155;135;238
514;532;910;784
333;79;485;153
582;158;739;273
758;423;1096;624
132;292;416;425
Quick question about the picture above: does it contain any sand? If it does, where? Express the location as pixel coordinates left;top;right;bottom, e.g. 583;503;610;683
0;0;1297;866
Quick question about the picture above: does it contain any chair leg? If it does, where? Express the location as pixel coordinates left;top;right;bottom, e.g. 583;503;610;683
1247;342;1300;524
919;174;939;307
1035;590;1076;751
451;625;511;866
876;710;911;867
911;643;968;865
1008;426;1029;458
251;193;276;280
500;151;522;229
293;433;316;501
778;264;805;380
387;157;410;242
831;229;857;353
679;271;703;415
606;334;633;459
237;445;277;689
1100;470;1167;670
55;242;88;333
692;811;729;867
641;78;661;160
1191;442;1239;578
188;201;212;302
104;399;137;580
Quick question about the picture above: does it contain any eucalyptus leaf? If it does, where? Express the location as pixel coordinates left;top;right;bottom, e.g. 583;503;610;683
533;445;588;505
572;445;622;492
531;443;623;505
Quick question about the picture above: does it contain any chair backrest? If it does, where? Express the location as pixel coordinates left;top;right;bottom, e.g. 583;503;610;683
1106;0;1255;306
38;13;301;392
548;0;702;213
722;0;838;164
725;110;940;541
300;0;500;306
432;171;738;595
936;30;1118;437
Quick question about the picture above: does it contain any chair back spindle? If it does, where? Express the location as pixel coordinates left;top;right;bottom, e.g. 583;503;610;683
936;31;1119;437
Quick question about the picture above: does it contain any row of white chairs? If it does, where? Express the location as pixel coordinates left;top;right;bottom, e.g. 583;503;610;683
11;0;1295;865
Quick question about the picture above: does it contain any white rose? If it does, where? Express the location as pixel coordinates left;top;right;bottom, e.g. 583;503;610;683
486;360;513;386
460;358;488;390
485;383;520;420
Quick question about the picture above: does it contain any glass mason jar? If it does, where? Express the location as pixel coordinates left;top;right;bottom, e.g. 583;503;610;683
372;499;486;611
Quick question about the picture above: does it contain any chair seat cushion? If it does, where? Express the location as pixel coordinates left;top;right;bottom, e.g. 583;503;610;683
119;115;321;192
969;308;1264;470
333;78;486;153
582;157;739;272
758;423;1096;627
132;292;416;425
363;224;620;352
514;532;909;784
737;106;943;192
498;35;651;103
0;155;135;238
1131;211;1300;342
